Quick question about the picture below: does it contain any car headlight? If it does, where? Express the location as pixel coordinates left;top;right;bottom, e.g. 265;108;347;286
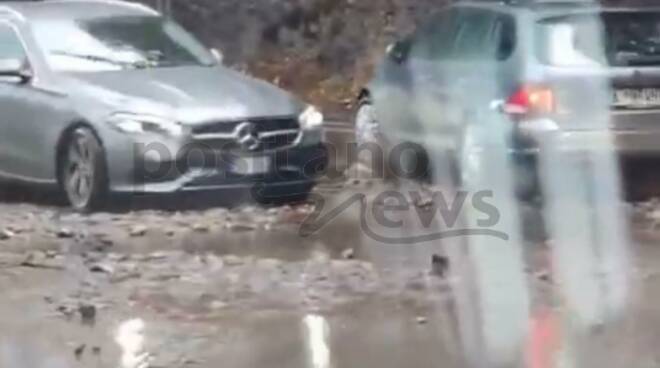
298;105;324;130
108;113;184;137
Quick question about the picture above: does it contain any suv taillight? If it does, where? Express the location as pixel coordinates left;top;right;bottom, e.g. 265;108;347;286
503;85;556;118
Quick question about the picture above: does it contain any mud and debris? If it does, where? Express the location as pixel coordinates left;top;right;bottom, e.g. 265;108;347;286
1;174;660;367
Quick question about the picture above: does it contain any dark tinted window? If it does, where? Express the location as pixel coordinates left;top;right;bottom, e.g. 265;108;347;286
493;15;516;61
413;8;505;61
452;9;497;60
410;9;460;60
0;23;25;60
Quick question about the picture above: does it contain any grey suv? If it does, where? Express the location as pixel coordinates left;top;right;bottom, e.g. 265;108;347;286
357;0;660;197
0;0;328;211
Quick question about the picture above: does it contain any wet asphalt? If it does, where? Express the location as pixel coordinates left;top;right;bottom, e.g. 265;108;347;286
1;124;660;367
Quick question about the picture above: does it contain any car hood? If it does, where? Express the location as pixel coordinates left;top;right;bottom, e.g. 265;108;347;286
67;65;304;124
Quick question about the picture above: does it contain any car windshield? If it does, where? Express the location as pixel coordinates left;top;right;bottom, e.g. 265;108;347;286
31;15;216;72
537;12;660;67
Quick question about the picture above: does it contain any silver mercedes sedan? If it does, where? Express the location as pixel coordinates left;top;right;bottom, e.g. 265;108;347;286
0;0;328;211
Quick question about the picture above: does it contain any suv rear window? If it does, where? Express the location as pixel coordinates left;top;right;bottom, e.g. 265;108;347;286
413;8;515;62
537;11;660;67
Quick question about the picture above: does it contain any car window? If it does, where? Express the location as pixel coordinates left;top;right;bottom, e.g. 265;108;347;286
31;16;215;72
0;23;26;60
410;9;459;61
452;9;497;60
492;15;516;61
536;12;660;67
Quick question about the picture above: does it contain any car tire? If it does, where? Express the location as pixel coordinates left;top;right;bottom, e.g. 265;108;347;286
59;126;108;212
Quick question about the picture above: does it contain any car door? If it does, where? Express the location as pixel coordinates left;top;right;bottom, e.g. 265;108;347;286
0;20;61;182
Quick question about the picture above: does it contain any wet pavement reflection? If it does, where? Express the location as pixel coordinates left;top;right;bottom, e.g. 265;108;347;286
0;166;656;368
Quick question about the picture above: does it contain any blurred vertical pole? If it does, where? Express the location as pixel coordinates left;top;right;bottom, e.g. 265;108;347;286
536;2;632;366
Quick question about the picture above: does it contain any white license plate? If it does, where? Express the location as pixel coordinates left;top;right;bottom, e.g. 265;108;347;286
230;156;271;175
613;88;660;108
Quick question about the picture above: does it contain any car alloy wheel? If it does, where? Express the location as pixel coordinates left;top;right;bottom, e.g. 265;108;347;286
62;127;107;211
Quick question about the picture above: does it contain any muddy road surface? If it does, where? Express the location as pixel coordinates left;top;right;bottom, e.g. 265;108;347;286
2;138;660;367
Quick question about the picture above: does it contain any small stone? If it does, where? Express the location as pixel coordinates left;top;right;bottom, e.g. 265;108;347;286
416;316;428;325
74;344;86;361
78;304;96;326
341;248;355;260
414;196;434;210
223;255;244;266
56;228;75;239
5;225;23;234
226;222;257;232
535;270;552;283
431;254;449;278
129;225;148;237
56;304;76;320
89;263;114;274
0;229;15;240
192;223;210;233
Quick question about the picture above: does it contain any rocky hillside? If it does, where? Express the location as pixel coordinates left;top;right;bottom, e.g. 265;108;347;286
139;0;646;117
137;0;445;117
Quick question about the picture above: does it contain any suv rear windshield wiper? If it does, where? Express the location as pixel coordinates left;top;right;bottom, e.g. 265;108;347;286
50;50;149;69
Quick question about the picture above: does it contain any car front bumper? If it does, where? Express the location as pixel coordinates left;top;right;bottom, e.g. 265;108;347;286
512;114;660;158
104;129;329;194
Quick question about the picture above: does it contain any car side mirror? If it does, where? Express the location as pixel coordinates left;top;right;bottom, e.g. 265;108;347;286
386;40;411;64
210;48;224;65
0;58;32;83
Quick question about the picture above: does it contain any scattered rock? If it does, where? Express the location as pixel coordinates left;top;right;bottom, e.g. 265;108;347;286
341;248;355;260
534;270;553;283
89;263;115;274
192;223;210;233
0;229;15;240
129;225;148;237
226;222;257;232
416;316;428;325
110;271;142;284
223;255;245;266
74;344;86;361
92;234;114;249
56;227;76;239
413;196;434;210
78;303;96;326
56;303;76;320
431;254;449;278
21;251;66;270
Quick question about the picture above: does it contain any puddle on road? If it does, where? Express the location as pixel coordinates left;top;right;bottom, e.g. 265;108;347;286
0;297;465;368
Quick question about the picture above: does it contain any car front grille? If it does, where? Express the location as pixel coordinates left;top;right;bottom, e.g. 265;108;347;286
191;116;301;152
192;117;299;136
